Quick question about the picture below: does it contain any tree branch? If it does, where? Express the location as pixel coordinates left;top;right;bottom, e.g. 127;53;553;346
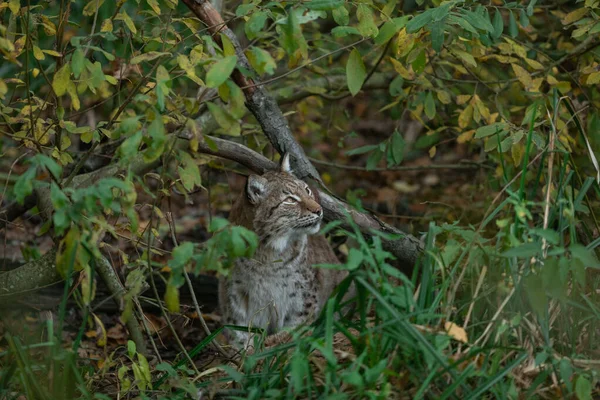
180;0;423;269
180;0;321;183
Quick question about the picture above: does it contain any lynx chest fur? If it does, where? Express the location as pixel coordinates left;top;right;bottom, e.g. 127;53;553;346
219;155;347;348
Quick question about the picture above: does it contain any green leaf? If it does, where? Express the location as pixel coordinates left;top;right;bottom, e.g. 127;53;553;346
178;152;201;191
375;20;401;46
305;0;343;11
346;248;364;270
155;65;170;111
424;91;436;119
13;167;36;205
207;102;240;135
247;47;276;75
575;376;592;400
170;242;194;270
524;272;546;316
389;75;403;96
87;61;106;89
508;10;518;37
501;242;540;258
406;9;434;33
570;244;600;269
357;4;378;38
519;9;530;28
130;51;170;64
143;115;165;163
71;48;85;79
245;11;268;39
235;3;256;17
475;122;508;138
206;55;237;88
366;148;383;170
492;9;504;39
118;131;143;159
460;10;494;33
346;144;378;156
391;130;405;165
429;23;445;53
411;49;426;74
530;228;559;245
52;64;71;97
290;351;308;392
346;48;366;96
127;340;136;358
332;5;349;26
332;26;361;38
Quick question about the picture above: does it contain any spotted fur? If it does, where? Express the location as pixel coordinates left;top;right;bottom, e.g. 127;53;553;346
220;154;347;349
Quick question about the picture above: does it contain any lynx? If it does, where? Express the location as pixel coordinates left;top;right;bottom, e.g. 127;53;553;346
219;154;348;349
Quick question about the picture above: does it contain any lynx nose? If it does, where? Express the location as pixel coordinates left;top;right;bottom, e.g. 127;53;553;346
314;208;323;217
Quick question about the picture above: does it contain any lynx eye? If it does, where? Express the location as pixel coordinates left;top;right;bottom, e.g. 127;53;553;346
282;196;297;204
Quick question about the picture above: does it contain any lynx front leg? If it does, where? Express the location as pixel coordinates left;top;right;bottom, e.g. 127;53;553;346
222;285;261;351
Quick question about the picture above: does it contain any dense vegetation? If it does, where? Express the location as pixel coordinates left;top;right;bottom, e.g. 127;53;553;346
0;0;599;398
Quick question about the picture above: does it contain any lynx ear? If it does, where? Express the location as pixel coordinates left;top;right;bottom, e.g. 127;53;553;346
246;175;268;204
280;153;292;173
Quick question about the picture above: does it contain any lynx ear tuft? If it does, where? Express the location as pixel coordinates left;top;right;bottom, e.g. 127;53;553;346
246;175;268;204
280;153;292;173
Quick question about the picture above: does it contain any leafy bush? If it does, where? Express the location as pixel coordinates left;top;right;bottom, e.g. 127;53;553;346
1;0;599;399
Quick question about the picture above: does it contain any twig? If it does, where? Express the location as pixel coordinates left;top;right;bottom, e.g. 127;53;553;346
95;254;148;356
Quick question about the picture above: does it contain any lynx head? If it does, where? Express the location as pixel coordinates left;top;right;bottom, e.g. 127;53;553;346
246;153;323;251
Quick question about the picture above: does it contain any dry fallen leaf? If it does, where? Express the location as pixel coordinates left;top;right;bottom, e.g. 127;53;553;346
444;322;468;343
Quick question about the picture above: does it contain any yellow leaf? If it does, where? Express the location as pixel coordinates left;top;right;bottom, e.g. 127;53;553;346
116;11;137;34
389;57;414;80
92;314;107;347
100;19;113;32
453;49;477;68
33;45;45;60
9;0;19;15
67;81;80;110
511;142;524;166
146;0;161;15
13;36;26;54
473;95;490;122
547;75;559;85
457;129;475;144
83;0;105;16
0;79;7;99
456;95;471;106
562;7;587;25
34;120;50;145
524;58;544;70
555;80;571;93
52;64;71;97
429;146;436;158
587;72;600;85
42;49;62;57
40;15;56;35
511;64;536;91
458;104;473;129
395;28;415;58
444;322;468;343
437;91;451;105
